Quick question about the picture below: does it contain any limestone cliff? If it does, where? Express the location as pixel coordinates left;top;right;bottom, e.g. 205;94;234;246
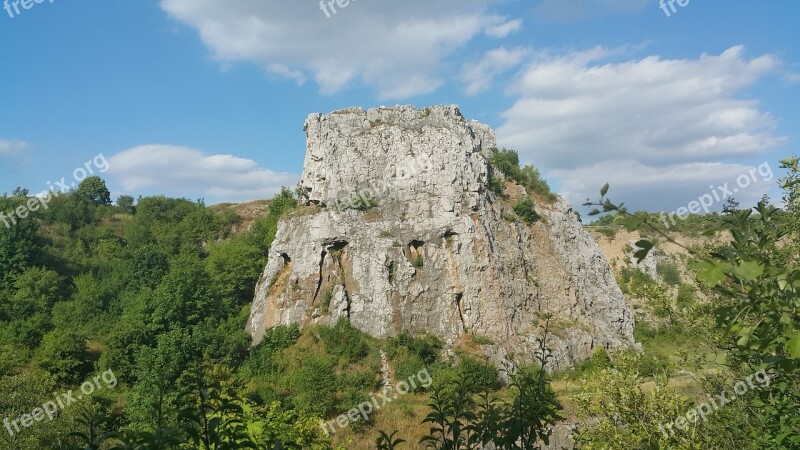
247;105;634;370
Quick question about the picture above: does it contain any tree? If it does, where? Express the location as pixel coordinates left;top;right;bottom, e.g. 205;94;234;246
0;198;40;290
36;329;91;384
205;236;265;309
722;197;740;214
8;267;66;319
11;187;29;197
249;187;297;254
76;176;111;206
117;195;136;214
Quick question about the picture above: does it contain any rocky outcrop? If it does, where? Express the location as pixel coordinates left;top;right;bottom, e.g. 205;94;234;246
247;105;635;370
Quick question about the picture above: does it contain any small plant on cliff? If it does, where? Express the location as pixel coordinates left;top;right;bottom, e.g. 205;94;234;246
412;254;424;268
322;289;333;312
487;148;557;202
513;197;540;224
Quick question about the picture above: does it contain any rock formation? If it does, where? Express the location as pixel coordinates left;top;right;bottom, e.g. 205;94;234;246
247;105;635;370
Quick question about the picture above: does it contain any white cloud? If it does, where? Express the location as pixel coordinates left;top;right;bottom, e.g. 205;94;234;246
784;71;800;84
496;45;786;211
484;18;522;38
462;46;528;95
105;145;298;202
159;0;519;99
0;139;27;155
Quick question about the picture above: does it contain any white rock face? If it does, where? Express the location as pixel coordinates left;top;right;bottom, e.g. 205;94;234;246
247;105;635;370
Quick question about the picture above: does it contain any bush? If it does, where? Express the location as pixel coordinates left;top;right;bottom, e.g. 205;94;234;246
487;148;557;201
656;261;681;286
513;197;540;224
318;318;370;363
638;353;671;377
387;332;442;365
36;329;91;384
675;283;695;307
242;324;300;377
590;347;612;371
618;267;656;296
288;353;338;417
457;357;500;394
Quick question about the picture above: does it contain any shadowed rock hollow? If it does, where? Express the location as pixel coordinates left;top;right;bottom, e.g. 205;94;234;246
247;105;635;370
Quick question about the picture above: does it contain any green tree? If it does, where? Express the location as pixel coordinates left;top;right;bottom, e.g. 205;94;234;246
76;176;112;206
117;195;136;214
0;197;39;290
7;267;66;319
36;329;91;384
249;188;297;254
205;236;265;309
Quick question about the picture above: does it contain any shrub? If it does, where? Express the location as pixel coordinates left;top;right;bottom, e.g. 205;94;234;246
675;283;695;307
36;329;91;384
412;254;424;268
513;197;540;224
487;148;557;201
457;357;500;394
318;318;370;363
288;352;338;417
387;331;442;365
638;353;671;377
590;346;612;371
241;324;300;377
656;261;681;286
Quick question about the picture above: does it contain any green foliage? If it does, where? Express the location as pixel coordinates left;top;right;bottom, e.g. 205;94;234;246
513;197;540;224
241;324;300;379
288;352;339;417
205;235;266;308
487;148;557;201
318;318;370;363
6;266;67;319
249;187;297;254
259;401;338;450
36;329;91;384
116;194;136;214
587;169;800;448
617;267;656;296
0;197;40;290
128;245;170;291
376;430;406;450
657;260;681;286
456;357;500;395
414;362;560;449
76;176;112;206
572;351;698;449
412;254;424;268
590;347;611;371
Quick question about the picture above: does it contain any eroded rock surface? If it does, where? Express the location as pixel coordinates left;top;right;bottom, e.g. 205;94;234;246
247;105;634;370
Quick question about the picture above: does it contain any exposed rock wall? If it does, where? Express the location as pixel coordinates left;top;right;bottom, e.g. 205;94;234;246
247;105;635;370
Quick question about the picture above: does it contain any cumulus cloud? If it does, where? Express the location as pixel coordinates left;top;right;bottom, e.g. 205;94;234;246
105;145;297;202
462;47;528;95
159;0;520;99
495;46;786;211
0;139;27;155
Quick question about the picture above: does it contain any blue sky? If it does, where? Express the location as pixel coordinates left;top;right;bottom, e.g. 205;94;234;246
1;0;798;212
